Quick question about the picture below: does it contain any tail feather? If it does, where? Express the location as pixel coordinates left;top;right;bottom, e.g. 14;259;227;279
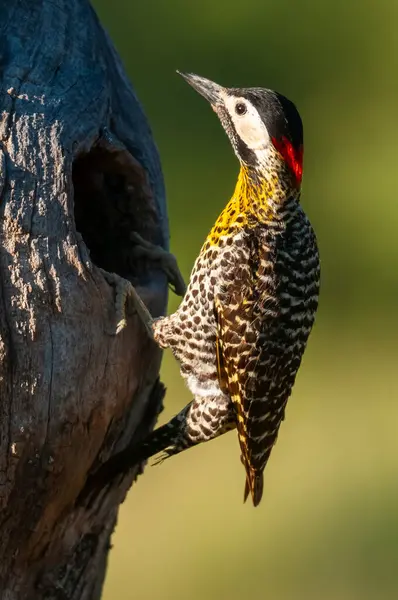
243;469;264;507
243;478;250;503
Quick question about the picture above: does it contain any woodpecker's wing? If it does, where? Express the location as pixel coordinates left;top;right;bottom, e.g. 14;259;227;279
214;236;287;507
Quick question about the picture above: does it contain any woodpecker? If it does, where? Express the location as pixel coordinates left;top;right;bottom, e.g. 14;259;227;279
86;72;320;507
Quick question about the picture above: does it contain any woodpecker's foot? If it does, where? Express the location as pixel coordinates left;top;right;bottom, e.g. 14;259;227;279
129;231;186;297
100;269;154;335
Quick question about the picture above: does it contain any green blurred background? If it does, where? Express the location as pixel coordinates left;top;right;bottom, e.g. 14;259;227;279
93;1;398;598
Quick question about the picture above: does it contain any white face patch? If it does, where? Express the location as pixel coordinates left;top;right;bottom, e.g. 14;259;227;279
223;93;270;151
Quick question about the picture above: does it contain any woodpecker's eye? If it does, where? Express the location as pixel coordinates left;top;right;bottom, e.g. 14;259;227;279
235;102;247;116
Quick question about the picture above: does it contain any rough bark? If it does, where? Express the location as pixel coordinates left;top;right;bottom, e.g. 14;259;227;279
0;1;168;597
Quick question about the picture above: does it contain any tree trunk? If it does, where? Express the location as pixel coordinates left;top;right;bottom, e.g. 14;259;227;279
0;1;168;597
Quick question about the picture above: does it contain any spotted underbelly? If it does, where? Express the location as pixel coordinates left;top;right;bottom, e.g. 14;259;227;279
163;233;248;380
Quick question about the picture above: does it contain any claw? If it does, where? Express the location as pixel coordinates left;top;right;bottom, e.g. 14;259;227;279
100;232;185;335
100;269;154;336
129;231;186;297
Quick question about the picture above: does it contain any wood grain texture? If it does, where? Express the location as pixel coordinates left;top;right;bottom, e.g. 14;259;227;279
0;1;168;597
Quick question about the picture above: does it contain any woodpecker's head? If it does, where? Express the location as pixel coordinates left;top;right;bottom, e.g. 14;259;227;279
178;71;303;188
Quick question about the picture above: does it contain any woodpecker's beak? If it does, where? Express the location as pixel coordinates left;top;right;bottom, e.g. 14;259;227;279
177;71;224;107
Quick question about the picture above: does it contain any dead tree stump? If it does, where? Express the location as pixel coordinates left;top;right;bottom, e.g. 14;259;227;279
0;1;169;597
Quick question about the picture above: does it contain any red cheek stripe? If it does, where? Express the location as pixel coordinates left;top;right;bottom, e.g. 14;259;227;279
271;136;303;186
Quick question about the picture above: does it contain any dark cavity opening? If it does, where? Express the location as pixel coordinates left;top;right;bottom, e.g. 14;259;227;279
72;142;159;281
